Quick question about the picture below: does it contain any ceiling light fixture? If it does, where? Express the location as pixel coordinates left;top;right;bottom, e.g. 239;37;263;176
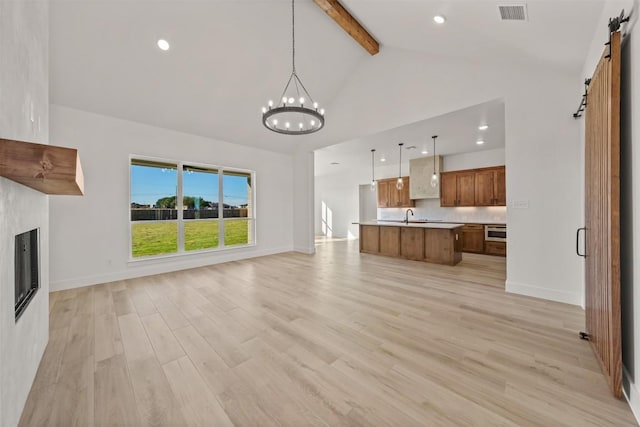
433;15;446;24
370;149;376;191
380;157;386;162
421;150;428;154
396;142;404;190
478;124;489;130
476;140;485;145
157;39;170;51
430;136;439;188
262;0;324;135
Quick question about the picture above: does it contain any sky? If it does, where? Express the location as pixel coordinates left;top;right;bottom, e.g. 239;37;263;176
130;165;250;207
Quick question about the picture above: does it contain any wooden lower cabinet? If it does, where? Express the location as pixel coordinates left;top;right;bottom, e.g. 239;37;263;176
485;241;507;256
379;226;401;256
425;228;463;265
462;224;484;253
359;225;379;254
401;228;424;260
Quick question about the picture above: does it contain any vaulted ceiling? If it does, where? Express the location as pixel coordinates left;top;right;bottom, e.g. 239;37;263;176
50;0;605;154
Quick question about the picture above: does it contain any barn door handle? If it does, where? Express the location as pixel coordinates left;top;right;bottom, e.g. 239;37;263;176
576;227;586;257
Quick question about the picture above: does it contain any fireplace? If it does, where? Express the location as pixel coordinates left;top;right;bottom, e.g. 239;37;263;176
15;228;40;321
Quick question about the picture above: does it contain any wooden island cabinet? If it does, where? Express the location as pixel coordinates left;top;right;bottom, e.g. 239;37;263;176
359;222;463;266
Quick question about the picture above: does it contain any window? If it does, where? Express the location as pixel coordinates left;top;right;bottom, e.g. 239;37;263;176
223;170;252;247
183;166;219;251
130;157;255;259
130;160;178;257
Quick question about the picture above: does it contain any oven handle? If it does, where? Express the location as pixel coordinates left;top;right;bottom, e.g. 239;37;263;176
576;227;586;257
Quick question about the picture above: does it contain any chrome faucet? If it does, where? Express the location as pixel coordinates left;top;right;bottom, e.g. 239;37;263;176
404;208;414;224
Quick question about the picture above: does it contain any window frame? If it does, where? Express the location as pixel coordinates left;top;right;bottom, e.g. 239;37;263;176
128;155;256;261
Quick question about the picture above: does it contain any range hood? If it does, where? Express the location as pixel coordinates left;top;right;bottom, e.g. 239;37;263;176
0;138;84;195
409;155;442;199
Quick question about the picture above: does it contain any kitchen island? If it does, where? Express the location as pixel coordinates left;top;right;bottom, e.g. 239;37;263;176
359;221;464;265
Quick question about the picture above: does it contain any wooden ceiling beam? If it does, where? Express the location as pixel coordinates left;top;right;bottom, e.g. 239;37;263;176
313;0;379;56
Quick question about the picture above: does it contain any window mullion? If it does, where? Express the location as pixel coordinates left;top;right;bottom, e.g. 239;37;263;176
177;163;184;252
219;167;225;248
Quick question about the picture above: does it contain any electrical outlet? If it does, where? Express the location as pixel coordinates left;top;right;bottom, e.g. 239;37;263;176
512;200;529;209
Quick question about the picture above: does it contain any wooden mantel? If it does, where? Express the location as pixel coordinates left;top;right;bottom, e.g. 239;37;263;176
0;138;84;195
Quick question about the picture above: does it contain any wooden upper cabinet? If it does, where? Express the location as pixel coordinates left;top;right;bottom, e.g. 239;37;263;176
377;177;414;208
474;170;494;206
494;168;506;205
377;180;391;207
457;172;476;206
440;173;458;207
474;166;506;206
441;166;505;207
439;171;475;206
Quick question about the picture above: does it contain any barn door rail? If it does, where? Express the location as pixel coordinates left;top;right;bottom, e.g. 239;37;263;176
606;10;630;59
572;79;591;119
572;9;629;119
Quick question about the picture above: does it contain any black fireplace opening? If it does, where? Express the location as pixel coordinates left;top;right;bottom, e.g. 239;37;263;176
15;228;40;321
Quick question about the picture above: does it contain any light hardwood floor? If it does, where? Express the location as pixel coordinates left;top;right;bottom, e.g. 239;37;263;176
20;240;636;426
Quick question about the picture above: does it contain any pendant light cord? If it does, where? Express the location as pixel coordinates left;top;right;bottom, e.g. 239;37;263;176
371;149;375;181
398;143;403;178
292;0;296;74
432;136;436;174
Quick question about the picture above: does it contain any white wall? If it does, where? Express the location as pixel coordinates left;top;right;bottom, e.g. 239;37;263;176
0;2;50;427
580;0;639;421
293;150;316;253
49;106;294;290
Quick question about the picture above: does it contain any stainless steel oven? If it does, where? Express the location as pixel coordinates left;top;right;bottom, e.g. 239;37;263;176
485;225;506;242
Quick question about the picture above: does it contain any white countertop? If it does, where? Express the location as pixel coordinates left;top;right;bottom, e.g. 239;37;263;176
358;221;463;230
376;219;506;226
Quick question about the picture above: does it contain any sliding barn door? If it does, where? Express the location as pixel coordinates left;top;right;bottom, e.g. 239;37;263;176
584;30;622;398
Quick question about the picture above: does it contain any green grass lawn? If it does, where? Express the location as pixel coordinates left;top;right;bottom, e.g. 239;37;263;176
132;220;249;257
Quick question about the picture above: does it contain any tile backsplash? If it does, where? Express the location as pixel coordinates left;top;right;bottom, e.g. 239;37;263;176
378;199;506;223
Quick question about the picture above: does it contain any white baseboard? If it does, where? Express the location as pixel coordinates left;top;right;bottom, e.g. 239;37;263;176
50;246;293;292
623;366;640;425
505;280;582;306
294;246;316;254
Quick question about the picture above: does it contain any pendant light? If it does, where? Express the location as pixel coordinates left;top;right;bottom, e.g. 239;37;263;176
261;0;325;135
396;142;404;190
370;149;376;191
430;135;439;188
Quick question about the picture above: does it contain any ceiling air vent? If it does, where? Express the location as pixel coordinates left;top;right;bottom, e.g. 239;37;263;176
498;4;528;21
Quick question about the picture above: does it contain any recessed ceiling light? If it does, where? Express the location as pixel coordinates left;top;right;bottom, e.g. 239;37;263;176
380;157;386;162
433;15;446;24
476;140;485;145
157;39;170;51
478;124;489;130
421;150;428;154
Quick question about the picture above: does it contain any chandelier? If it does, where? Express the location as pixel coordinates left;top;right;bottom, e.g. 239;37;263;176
262;0;325;135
